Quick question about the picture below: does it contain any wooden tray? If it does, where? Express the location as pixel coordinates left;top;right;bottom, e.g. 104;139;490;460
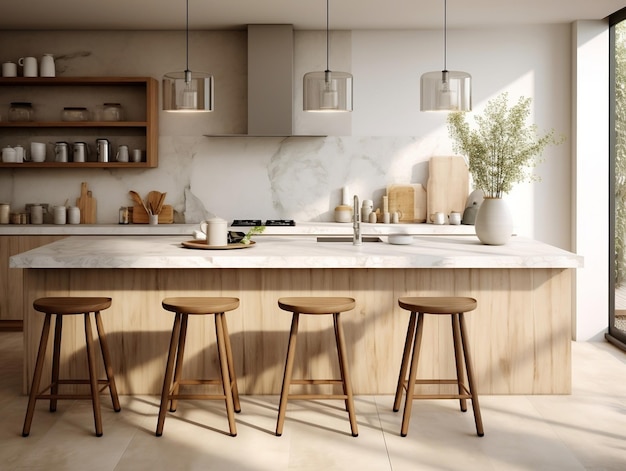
181;240;256;250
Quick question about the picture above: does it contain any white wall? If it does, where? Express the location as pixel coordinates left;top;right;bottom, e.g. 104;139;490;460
572;20;610;341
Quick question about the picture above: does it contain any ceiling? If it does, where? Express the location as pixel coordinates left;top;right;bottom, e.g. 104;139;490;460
0;0;623;31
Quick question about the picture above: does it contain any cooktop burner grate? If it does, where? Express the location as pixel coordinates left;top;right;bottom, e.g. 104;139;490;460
231;219;296;227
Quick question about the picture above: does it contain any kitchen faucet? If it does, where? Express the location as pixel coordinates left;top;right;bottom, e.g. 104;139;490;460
353;195;362;245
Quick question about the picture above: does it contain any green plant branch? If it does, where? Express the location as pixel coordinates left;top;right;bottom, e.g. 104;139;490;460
447;93;563;199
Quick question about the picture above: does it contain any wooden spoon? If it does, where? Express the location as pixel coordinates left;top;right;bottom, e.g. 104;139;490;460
155;192;167;215
147;191;162;214
129;190;150;215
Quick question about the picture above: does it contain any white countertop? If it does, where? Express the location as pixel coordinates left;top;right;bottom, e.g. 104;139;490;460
0;221;476;236
10;235;583;269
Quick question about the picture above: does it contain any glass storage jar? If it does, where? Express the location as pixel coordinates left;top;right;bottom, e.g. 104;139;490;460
62;107;90;121
8;102;34;122
101;103;124;121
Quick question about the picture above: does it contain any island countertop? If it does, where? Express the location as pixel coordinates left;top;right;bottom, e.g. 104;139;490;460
10;234;582;269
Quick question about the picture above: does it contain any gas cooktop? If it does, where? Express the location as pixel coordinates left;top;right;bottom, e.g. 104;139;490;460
231;219;296;227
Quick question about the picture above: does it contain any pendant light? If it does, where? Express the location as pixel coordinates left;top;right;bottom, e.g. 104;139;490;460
162;0;214;112
420;0;471;111
303;0;353;112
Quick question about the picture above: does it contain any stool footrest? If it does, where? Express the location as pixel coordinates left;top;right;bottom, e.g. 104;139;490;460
290;379;344;386
288;394;350;400
168;393;228;401
174;379;224;387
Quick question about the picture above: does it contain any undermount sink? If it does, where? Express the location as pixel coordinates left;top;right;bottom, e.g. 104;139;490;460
316;236;383;243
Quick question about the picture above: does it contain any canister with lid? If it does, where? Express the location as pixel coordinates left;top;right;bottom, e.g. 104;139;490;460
8;102;34;122
102;103;124;121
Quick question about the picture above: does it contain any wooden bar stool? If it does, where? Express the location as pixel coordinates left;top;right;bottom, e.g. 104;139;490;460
393;297;484;437
156;297;240;437
22;297;121;437
275;297;358;437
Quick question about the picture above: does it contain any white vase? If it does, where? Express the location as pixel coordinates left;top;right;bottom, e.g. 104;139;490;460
475;197;513;245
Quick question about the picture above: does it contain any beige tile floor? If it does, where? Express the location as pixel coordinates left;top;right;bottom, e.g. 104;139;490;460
1;331;625;471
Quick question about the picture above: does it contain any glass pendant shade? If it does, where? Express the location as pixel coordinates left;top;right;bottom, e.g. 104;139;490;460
420;70;471;111
162;0;213;112
304;70;353;112
163;70;214;112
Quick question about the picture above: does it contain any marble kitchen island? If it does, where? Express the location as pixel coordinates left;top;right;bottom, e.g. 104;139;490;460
11;235;582;396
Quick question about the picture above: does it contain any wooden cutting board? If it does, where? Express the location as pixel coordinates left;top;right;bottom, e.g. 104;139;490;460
387;184;427;223
426;156;469;222
76;182;97;224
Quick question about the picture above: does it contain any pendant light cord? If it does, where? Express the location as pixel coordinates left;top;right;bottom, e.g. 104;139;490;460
325;0;330;73
185;0;190;74
443;0;447;71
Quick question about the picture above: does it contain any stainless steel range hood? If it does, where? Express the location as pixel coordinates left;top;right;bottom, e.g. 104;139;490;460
205;24;323;137
247;24;294;136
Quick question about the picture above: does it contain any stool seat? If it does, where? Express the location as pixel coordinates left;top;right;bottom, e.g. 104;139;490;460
276;296;358;437
156;297;240;437
34;297;112;314
162;297;240;314
278;297;356;315
398;297;477;314
23;297;120;437
394;296;484;437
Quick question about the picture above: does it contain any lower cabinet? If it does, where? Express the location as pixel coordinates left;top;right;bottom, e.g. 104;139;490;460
0;236;65;330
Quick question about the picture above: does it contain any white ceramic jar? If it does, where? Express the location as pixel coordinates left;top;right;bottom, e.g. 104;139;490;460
67;206;80;225
53;206;66;225
30;204;43;224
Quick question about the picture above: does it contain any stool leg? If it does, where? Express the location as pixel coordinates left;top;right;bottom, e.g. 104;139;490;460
169;314;189;413
393;311;417;412
50;314;63;412
276;312;299;436
84;312;103;437
156;313;182;437
22;313;52;437
334;313;358;437
451;314;467;412
220;314;241;413
401;312;424;437
459;313;484;437
215;312;237;436
94;311;121;412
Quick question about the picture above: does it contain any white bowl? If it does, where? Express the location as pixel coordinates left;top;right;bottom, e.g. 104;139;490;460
388;234;413;245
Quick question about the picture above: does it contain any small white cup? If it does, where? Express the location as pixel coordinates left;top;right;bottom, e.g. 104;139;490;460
449;212;461;225
131;148;142;163
18;56;38;77
30;142;46;162
149;214;159;225
2;61;17;77
432;212;445;225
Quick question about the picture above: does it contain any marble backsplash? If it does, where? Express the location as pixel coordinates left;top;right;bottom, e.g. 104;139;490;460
0;134;447;224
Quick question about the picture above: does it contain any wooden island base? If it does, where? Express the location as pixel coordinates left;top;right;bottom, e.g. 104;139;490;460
22;267;571;396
